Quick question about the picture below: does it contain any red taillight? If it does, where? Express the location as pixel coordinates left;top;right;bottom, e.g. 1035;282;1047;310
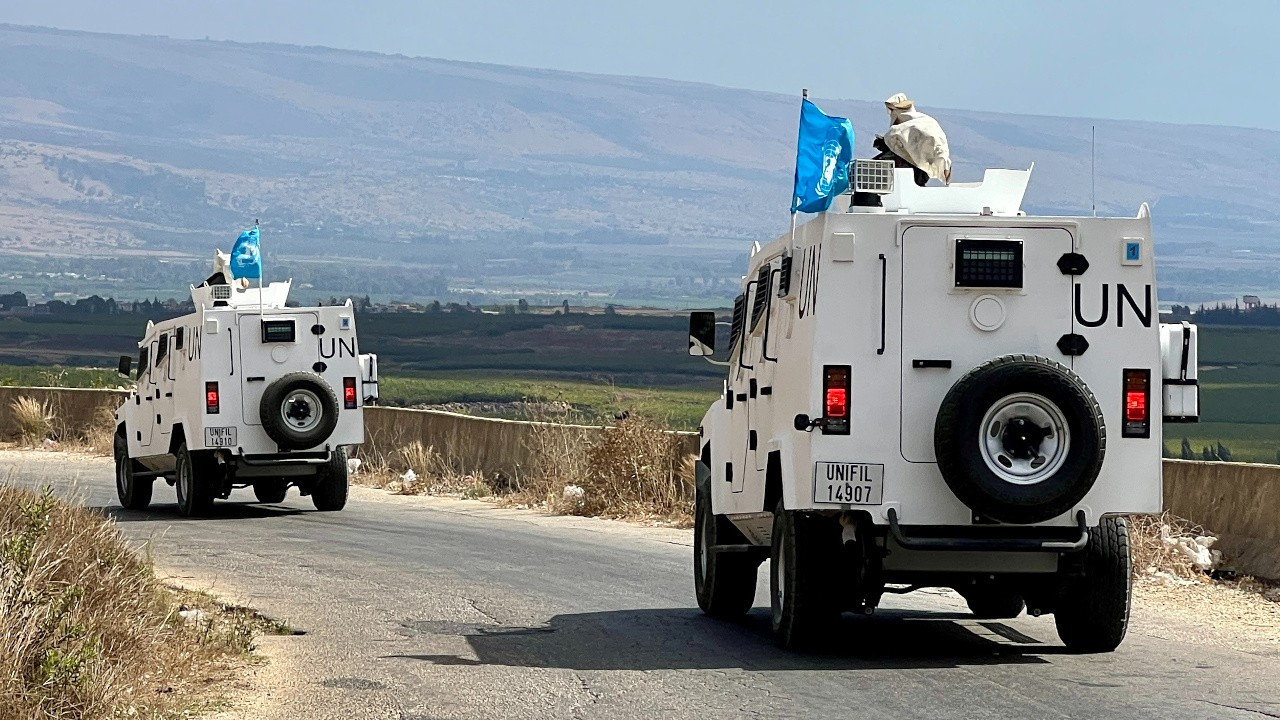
205;381;219;414
822;365;851;435
1125;391;1146;422
1121;369;1150;438
343;377;357;409
826;387;848;418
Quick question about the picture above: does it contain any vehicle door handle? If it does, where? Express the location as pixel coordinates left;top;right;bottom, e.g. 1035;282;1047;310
912;359;952;369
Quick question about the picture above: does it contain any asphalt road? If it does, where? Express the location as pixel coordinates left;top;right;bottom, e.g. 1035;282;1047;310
3;451;1278;720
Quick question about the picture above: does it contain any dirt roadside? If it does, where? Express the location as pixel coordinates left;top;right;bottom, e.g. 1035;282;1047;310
5;449;1280;719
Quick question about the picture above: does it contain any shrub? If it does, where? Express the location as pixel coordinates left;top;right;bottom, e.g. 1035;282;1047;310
0;485;252;718
522;416;695;522
10;396;53;444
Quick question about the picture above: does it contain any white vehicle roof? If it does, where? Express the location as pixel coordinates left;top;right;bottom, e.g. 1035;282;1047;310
191;280;293;311
848;166;1033;216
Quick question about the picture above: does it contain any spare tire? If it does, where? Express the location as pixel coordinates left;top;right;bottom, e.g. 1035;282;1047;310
934;355;1105;524
260;372;340;450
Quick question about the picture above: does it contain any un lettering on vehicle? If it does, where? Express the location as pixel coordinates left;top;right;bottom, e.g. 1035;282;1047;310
319;337;357;359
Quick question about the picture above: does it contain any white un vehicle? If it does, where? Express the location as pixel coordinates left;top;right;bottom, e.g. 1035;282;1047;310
687;162;1199;652
113;266;378;516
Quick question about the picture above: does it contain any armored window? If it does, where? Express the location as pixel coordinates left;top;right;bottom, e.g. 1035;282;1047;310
136;346;149;381
156;333;169;364
954;239;1023;289
750;265;772;330
728;293;747;352
175;327;184;350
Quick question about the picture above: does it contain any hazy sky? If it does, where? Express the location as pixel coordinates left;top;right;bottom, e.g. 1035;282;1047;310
3;0;1278;130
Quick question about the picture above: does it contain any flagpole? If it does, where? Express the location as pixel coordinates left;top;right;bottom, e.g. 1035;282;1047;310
789;88;808;255
256;219;264;321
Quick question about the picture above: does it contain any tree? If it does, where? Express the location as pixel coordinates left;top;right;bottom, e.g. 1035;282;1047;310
0;291;27;310
1201;446;1217;462
517;299;530;314
1217;441;1233;462
604;304;617;316
561;299;570;315
1180;438;1194;460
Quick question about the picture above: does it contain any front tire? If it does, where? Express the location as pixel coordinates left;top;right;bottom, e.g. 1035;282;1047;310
770;502;842;650
693;472;759;618
175;443;216;517
311;447;349;511
1055;516;1132;653
114;432;153;510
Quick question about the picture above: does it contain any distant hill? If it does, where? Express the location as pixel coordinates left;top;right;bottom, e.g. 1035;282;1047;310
2;24;1278;304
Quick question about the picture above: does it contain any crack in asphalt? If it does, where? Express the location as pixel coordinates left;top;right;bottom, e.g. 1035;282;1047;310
1200;699;1280;718
569;671;603;720
464;597;500;625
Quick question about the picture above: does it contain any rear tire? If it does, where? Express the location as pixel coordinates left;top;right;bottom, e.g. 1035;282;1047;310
770;502;842;650
693;471;759;618
114;432;153;510
175;443;216;517
259;373;340;450
253;482;289;504
1055;516;1132;653
311;447;349;512
935;355;1105;524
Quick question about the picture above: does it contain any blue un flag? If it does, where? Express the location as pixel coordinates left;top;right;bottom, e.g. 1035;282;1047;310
792;99;855;214
230;225;262;280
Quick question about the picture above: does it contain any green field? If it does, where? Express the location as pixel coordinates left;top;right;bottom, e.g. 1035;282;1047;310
6;321;1280;446
0;363;718;429
0;364;120;389
380;373;716;428
1165;325;1280;463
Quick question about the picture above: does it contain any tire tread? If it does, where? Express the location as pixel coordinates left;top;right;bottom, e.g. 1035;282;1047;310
1055;516;1132;652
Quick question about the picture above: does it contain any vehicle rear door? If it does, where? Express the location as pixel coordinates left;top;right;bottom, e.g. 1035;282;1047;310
899;225;1074;462
238;312;319;426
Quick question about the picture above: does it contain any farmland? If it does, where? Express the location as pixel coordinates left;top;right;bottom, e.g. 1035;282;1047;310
1168;326;1280;463
2;309;1280;444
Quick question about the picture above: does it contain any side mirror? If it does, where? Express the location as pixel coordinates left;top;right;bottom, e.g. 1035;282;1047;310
117;355;132;379
688;311;717;357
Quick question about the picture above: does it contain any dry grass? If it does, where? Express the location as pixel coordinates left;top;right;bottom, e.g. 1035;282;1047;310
517;415;695;524
353;440;495;498
10;396;54;444
7;395;118;455
0;483;263;719
1128;511;1280;609
1128;511;1215;582
79;405;118;457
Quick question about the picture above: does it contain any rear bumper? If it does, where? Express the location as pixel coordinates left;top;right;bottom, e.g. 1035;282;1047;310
233;449;330;466
887;508;1089;552
221;449;333;478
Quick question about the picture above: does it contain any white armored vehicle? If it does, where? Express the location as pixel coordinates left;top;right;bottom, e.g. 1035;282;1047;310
113;271;378;516
688;163;1199;651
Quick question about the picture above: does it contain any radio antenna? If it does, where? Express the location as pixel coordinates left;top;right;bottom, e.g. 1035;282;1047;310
1091;125;1097;218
